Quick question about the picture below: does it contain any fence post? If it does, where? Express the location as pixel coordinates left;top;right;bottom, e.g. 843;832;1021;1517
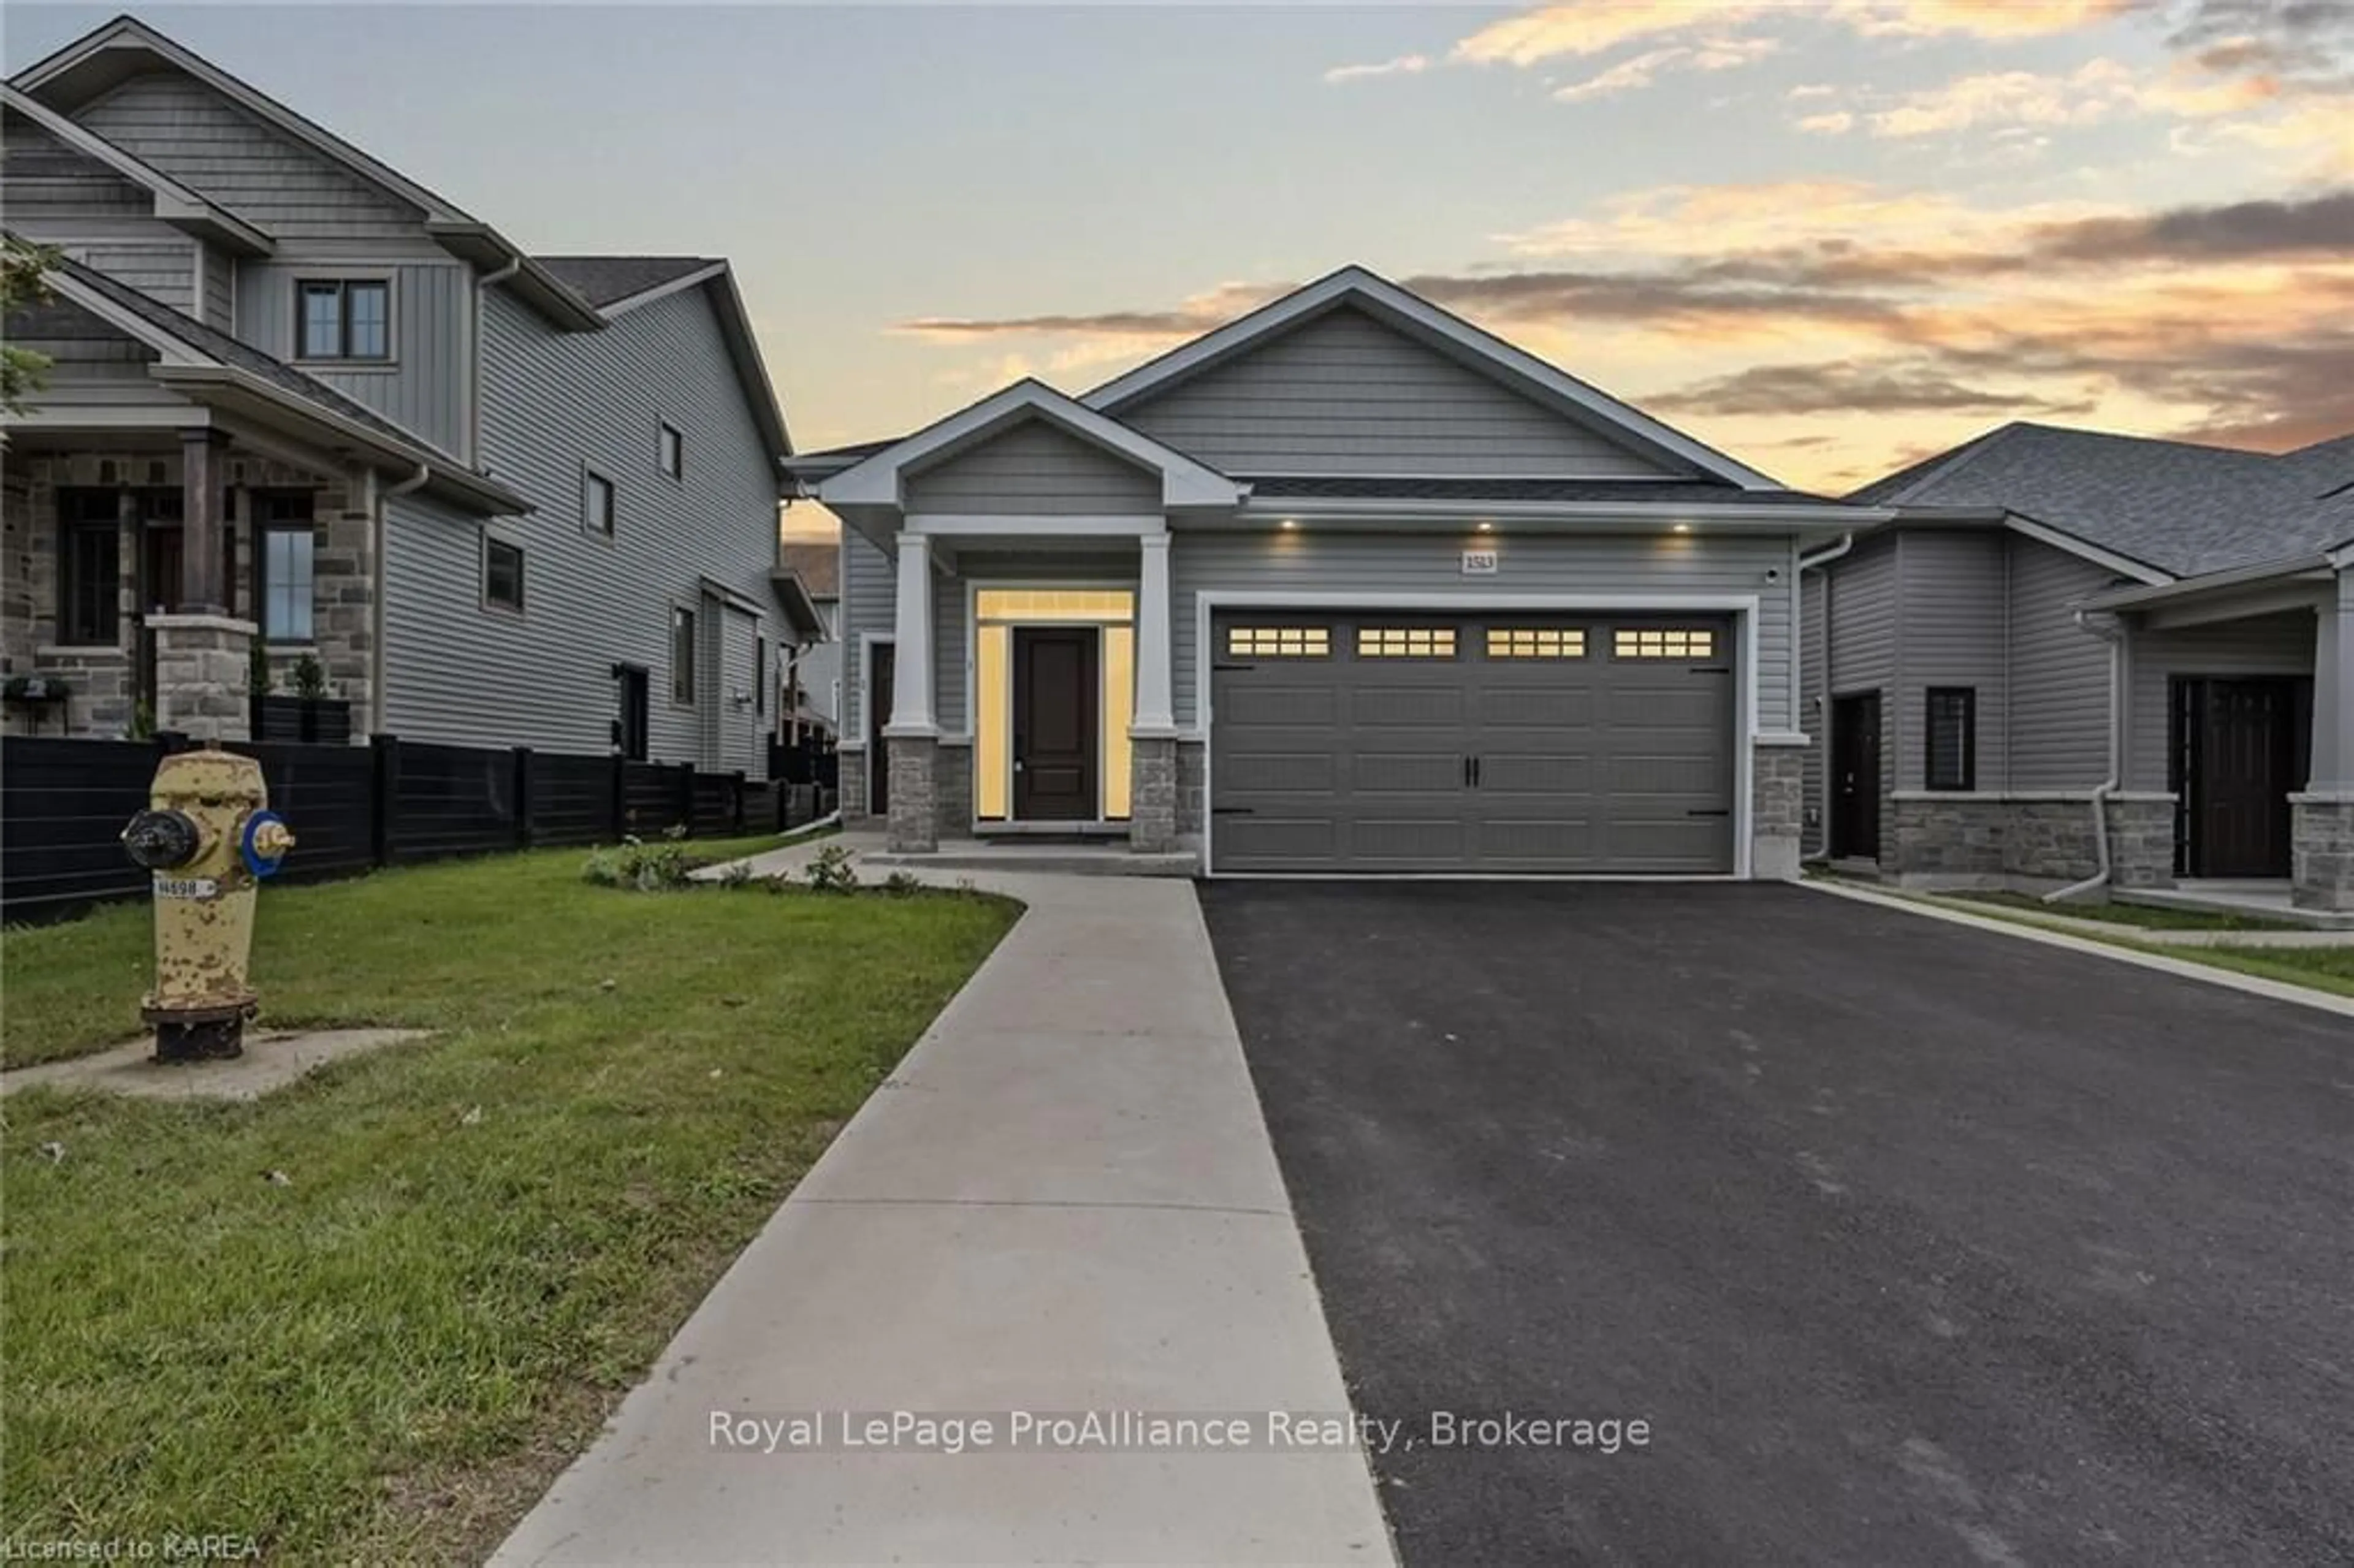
513;747;535;849
369;733;400;867
676;760;694;833
732;770;747;832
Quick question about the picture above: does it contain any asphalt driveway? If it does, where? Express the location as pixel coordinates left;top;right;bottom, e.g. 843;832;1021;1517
1199;881;2354;1568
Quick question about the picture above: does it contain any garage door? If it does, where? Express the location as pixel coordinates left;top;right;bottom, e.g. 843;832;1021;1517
1209;612;1735;873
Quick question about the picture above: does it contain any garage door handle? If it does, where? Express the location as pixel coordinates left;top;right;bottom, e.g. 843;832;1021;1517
1213;805;1255;816
1462;755;1482;788
1687;808;1731;817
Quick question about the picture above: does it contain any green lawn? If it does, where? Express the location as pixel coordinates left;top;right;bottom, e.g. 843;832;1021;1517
1941;889;2302;932
2143;942;2354;999
1;839;1016;1561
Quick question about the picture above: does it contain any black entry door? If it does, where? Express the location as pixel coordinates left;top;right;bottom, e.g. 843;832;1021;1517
2188;679;2295;877
1013;627;1097;820
869;642;895;815
1831;692;1882;860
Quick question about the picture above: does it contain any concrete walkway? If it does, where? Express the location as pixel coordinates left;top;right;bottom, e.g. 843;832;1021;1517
495;845;1393;1566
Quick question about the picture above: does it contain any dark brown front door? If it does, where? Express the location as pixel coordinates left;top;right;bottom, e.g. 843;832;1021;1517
869;642;895;815
1013;626;1097;821
1830;692;1881;860
2181;677;2296;878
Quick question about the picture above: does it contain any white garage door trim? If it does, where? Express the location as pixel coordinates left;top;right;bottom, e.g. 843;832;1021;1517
1193;590;1763;879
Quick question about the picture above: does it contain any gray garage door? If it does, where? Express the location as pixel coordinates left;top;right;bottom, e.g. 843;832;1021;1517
1209;612;1735;873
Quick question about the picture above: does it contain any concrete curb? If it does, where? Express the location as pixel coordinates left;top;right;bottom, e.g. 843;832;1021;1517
1801;878;2354;1018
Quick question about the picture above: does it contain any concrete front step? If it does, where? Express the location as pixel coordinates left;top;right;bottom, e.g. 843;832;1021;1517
864;843;1200;878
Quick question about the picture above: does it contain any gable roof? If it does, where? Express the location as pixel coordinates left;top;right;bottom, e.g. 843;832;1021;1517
820;379;1244;512
1082;265;1783;492
9;15;600;329
0;83;270;254
1849;421;2354;577
29;245;526;514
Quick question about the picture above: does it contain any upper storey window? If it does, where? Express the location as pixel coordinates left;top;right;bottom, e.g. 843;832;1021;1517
297;280;390;362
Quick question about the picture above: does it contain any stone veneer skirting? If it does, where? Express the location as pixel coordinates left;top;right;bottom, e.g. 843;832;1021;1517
1887;792;2176;889
1752;745;1804;880
2290;794;2354;911
1130;736;1178;853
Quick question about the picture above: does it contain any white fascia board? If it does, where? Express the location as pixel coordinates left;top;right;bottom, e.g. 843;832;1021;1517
819;379;1242;511
904;514;1168;538
1;86;273;256
2002;512;2173;586
1081;265;1785;492
2081;552;2332;611
1230;495;1890;527
596;262;729;318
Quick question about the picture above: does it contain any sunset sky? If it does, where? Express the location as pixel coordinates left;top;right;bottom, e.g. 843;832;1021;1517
10;1;2350;506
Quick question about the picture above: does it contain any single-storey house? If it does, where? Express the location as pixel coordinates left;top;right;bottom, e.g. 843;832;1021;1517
1807;423;2353;911
788;267;1886;877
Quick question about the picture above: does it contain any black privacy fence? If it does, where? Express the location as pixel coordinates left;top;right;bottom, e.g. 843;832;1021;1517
1;733;831;923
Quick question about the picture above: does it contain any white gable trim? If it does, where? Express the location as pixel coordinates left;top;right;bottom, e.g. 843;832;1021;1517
1081;265;1784;493
819;379;1243;512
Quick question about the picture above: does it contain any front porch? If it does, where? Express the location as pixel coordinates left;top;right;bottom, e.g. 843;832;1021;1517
1;428;374;744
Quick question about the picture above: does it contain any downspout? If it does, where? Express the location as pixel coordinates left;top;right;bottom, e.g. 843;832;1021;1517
2046;606;2124;903
374;463;429;737
1797;533;1855;860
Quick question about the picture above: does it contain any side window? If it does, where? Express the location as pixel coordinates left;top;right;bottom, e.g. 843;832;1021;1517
484;538;525;612
1926;687;1976;791
671;606;696;703
295;280;390;361
658;423;684;479
755;635;768;717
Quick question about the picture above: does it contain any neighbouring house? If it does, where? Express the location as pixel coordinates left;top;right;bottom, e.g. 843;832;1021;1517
788;265;1883;877
777;538;840;740
0;16;811;774
1805;422;2354;912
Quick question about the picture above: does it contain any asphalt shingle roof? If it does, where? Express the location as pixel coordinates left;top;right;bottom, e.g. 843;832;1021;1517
536;256;717;308
1848;421;2354;577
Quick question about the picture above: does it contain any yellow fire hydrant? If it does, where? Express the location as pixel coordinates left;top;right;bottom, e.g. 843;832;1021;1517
120;748;295;1061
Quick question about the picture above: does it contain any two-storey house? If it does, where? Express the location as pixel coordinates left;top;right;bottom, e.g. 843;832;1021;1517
1;15;812;775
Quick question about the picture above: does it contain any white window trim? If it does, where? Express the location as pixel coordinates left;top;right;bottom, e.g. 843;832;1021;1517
581;463;617;541
1192;590;1763;880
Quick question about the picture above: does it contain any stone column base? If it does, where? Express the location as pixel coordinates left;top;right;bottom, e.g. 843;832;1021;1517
837;750;870;826
1750;743;1804;880
886;735;939;853
2103;796;2176;889
2291;794;2354;910
150;613;256;744
1131;734;1178;853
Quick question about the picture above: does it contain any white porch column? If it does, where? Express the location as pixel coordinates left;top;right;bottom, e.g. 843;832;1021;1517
2310;573;2354;791
886;533;936;736
1133;531;1176;735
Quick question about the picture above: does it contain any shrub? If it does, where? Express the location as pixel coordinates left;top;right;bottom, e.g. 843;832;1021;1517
882;870;925;897
804;843;859;894
583;835;700;892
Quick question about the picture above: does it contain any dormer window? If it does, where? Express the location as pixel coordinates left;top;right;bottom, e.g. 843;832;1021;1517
297;280;390;361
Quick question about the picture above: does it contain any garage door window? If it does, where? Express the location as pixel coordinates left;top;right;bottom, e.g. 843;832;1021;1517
1227;626;1330;657
1487;628;1586;659
1357;626;1457;658
1615;628;1715;659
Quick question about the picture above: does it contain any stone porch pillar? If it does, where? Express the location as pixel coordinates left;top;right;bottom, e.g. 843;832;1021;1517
1130;532;1179;853
884;533;938;852
2291;571;2354;910
150;612;255;743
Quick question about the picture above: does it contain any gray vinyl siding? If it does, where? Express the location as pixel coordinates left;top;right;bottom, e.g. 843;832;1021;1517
235;262;467;455
1118;305;1686;478
2005;539;2115;790
61;241;194;313
383;283;779;772
73;70;423;242
0;118;153;225
843;530;893;747
197;245;235;330
1168;530;1793;731
1891;530;2006;791
2124;610;2316;791
904;417;1160;514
